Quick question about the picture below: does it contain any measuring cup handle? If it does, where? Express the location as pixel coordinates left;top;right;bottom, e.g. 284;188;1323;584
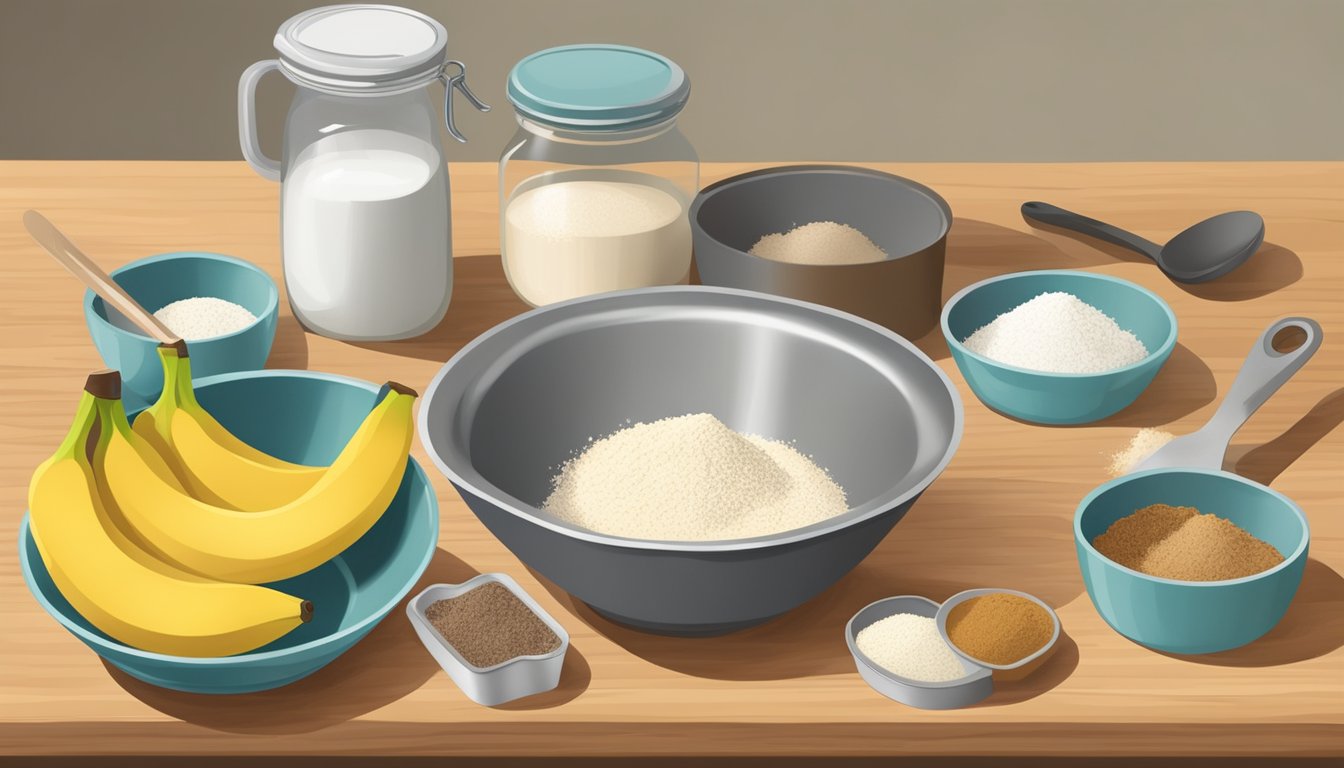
1021;201;1163;262
1202;317;1323;444
238;60;282;181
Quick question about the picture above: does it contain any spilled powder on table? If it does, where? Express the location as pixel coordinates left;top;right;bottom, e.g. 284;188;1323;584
1107;428;1176;476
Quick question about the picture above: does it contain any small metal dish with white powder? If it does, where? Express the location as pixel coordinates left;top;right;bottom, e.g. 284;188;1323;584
845;595;993;710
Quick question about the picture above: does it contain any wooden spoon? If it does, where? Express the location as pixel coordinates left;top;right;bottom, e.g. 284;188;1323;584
24;210;180;344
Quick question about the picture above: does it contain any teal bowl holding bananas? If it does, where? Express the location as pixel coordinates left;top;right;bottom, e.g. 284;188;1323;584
1075;468;1309;654
941;270;1177;425
84;252;279;402
18;370;438;694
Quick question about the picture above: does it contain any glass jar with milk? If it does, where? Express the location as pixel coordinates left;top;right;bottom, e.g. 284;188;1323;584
239;5;488;340
499;45;699;307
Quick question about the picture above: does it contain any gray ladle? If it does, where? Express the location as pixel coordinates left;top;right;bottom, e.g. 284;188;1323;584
1021;201;1265;284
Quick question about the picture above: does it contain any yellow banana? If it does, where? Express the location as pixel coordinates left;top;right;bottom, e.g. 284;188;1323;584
28;373;311;657
103;380;416;584
133;344;323;509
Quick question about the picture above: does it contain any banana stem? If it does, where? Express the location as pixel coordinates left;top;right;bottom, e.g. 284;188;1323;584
155;345;201;411
174;354;202;409
99;395;138;440
53;394;99;463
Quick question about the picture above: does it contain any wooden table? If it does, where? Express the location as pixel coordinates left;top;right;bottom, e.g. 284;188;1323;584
0;162;1340;765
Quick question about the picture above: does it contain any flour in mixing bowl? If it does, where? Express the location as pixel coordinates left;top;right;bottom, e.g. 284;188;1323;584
543;413;847;541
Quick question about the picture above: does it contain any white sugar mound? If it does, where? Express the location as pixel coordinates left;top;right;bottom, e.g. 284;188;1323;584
855;613;968;683
749;221;887;265
962;291;1149;373
154;296;257;341
543;413;848;541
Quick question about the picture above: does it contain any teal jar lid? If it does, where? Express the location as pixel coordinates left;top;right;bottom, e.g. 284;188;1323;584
507;44;689;130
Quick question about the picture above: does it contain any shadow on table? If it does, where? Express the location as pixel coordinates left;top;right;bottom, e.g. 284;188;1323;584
531;563;895;681
1226;387;1344;483
1157;559;1344;667
1094;342;1217;427
264;311;309;371
531;476;1083;682
946;219;1120;282
348;254;529;363
105;548;477;734
972;632;1079;707
1021;215;1301;302
490;647;592;711
1175;243;1302;302
980;342;1217;429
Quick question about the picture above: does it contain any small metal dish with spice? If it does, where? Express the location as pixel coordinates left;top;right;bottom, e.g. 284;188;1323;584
935;588;1061;682
845;595;993;710
406;573;569;706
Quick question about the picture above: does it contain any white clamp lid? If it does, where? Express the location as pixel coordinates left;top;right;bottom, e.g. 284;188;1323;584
274;4;448;94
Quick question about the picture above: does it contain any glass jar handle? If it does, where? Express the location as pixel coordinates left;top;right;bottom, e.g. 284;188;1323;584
440;60;491;143
238;60;282;181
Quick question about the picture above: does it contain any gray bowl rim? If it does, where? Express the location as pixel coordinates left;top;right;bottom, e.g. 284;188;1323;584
935;587;1061;671
417;284;964;553
845;595;993;689
406;572;570;674
17;368;439;666
940;269;1178;380
84;250;280;346
1074;467;1311;587
689;164;953;268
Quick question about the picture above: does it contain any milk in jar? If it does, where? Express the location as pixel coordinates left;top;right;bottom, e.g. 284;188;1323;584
282;129;450;339
238;4;488;340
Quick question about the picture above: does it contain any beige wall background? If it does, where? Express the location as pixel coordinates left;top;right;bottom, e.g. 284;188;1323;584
2;0;1341;161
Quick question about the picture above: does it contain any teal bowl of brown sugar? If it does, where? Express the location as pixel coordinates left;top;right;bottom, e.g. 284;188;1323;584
1075;468;1309;654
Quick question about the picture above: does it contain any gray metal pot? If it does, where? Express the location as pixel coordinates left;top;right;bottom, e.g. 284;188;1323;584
691;165;952;339
418;286;962;635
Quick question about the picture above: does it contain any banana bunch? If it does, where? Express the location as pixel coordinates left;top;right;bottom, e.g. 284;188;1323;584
28;360;418;657
28;372;311;657
103;365;416;584
133;343;324;510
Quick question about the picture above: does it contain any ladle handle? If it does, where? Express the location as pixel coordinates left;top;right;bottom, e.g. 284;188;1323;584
1198;317;1322;448
23;210;180;345
1021;201;1163;261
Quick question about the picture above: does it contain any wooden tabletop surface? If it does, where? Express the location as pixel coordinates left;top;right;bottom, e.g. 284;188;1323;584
0;161;1340;763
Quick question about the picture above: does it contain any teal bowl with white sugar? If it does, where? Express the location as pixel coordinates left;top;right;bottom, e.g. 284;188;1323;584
940;270;1176;425
84;252;279;403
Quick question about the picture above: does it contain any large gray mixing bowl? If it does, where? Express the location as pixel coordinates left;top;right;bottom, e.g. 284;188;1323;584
692;165;952;339
418;286;962;635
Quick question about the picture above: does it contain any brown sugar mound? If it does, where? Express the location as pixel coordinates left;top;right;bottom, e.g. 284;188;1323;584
945;593;1054;666
425;582;561;668
1092;503;1284;581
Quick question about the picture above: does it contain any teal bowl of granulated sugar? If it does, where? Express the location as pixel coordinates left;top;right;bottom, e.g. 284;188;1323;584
84;252;279;403
941;270;1176;425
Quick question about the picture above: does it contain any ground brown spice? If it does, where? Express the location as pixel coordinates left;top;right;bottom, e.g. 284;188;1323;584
1093;503;1283;581
946;593;1054;666
425;582;561;668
